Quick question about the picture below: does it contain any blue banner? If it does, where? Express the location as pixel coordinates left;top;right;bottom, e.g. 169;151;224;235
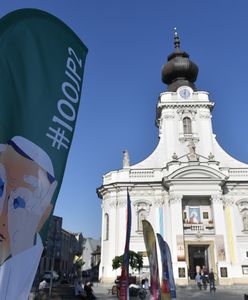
157;234;176;298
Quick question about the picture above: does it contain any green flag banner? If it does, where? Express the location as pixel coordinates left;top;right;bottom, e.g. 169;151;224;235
0;9;88;299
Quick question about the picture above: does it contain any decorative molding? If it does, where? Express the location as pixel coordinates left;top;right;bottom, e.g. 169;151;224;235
117;199;128;208
223;196;235;207
163;113;175;119
177;108;197;121
210;194;222;204
154;198;164;207
199;113;211;119
236;199;248;212
178;133;199;144
169;193;182;204
158;103;214;111
109;200;117;209
129;170;154;178
133;199;152;214
227;189;248;197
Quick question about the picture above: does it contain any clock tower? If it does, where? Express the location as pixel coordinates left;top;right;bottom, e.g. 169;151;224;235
98;31;248;286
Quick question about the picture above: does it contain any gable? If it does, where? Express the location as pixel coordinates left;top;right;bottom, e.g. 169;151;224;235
167;165;227;180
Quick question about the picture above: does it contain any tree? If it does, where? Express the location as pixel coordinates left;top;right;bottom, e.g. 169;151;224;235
73;255;85;280
112;250;143;272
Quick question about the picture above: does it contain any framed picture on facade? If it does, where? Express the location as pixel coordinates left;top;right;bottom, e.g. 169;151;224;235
242;265;248;275
215;235;226;261
176;235;185;261
220;267;228;278
189;207;200;224
203;212;209;219
178;267;186;278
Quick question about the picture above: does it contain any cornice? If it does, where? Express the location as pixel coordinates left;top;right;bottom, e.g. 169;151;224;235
157;102;214;110
156;102;214;122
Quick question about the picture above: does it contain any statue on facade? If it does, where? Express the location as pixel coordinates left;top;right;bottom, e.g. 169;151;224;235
123;149;130;168
187;139;199;162
208;152;215;161
236;200;248;232
172;152;178;161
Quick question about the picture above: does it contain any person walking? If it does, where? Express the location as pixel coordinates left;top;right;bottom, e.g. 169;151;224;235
201;267;209;290
195;272;202;290
84;281;96;299
208;268;216;292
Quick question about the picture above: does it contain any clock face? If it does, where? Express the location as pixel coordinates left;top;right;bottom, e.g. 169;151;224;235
179;88;191;99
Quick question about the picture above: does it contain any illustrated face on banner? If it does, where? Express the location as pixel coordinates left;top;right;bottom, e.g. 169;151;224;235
0;137;57;265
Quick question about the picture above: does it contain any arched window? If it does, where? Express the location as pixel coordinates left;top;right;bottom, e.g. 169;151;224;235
104;213;109;240
137;209;147;231
183;117;192;134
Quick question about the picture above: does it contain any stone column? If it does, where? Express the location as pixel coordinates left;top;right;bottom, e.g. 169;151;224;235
169;193;187;284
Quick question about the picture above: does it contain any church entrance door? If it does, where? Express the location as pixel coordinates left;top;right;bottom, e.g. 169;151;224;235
188;245;209;279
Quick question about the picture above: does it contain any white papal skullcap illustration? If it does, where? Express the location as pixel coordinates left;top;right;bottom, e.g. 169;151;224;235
11;136;54;176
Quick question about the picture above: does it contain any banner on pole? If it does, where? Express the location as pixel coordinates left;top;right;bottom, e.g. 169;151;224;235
119;191;132;300
157;234;176;299
0;9;87;299
142;220;160;300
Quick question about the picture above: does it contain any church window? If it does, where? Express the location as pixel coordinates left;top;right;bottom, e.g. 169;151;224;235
104;213;109;240
183;117;192;134
137;209;147;232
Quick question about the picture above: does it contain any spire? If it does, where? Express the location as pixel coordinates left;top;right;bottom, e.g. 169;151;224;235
161;29;199;92
173;27;180;52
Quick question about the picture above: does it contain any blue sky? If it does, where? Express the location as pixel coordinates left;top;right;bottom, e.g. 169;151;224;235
1;1;248;239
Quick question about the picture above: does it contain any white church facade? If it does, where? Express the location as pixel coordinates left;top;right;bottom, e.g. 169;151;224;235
97;32;248;285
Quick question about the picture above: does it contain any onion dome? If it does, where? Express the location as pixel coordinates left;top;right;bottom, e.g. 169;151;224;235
162;29;199;91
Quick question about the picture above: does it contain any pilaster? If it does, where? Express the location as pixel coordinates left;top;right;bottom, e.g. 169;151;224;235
169;193;188;284
223;196;237;264
211;194;232;283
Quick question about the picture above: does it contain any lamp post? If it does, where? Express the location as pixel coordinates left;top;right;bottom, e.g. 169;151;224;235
49;218;57;298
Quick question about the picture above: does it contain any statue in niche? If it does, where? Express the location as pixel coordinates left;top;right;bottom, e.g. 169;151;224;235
242;211;248;232
123;149;130;168
236;200;248;233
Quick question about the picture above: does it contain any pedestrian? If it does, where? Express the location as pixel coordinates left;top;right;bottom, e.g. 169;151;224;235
39;279;47;290
208;268;216;292
84;281;96;299
201;270;208;290
195;272;202;290
75;280;86;298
